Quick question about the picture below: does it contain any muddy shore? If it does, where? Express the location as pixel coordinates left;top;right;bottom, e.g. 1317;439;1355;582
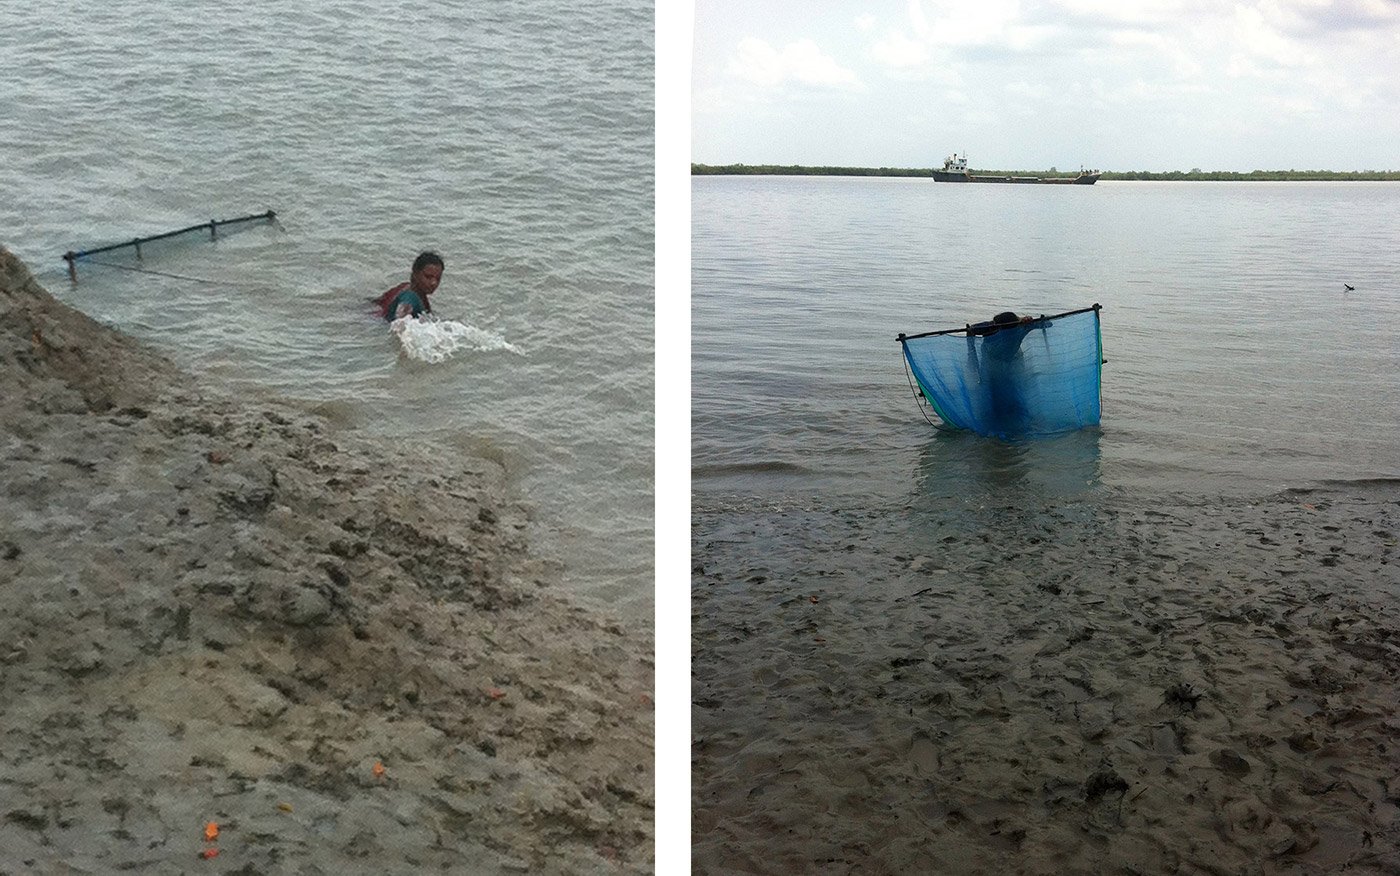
0;247;653;873
694;483;1399;873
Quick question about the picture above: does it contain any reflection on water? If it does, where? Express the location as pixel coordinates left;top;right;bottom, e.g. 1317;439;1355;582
910;426;1103;511
897;426;1107;568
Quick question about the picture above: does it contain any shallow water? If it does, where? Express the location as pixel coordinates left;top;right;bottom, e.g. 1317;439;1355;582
693;176;1400;514
0;0;653;617
691;175;1400;873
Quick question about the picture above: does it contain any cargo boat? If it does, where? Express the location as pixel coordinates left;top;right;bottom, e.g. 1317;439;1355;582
932;153;1100;185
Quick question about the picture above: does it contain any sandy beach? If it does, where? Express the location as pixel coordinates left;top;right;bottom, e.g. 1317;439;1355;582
693;484;1399;873
0;247;653;873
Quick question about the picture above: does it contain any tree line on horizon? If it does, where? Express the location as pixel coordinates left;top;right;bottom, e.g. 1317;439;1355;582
691;163;1400;181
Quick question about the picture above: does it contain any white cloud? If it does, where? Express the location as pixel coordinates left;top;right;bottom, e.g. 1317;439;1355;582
1102;27;1205;79
870;0;1062;73
728;37;862;89
1051;0;1199;27
1270;94;1322;115
1118;77;1215;102
1232;4;1314;69
1004;80;1049;99
855;14;877;32
1003;22;1062;50
909;0;931;38
912;0;1024;46
1263;0;1400;36
871;29;932;68
693;86;729;114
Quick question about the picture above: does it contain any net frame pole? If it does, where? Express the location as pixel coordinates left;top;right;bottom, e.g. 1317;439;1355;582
61;210;277;280
896;303;1101;342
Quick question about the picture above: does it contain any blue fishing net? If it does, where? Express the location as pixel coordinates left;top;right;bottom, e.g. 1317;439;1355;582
899;306;1102;440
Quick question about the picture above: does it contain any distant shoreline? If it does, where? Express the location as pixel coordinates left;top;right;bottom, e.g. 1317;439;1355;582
692;163;1400;181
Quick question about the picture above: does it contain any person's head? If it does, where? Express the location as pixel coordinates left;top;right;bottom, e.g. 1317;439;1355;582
992;311;1020;326
410;251;445;295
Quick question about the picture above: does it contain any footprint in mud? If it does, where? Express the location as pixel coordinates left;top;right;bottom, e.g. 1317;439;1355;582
1150;722;1186;755
1289;663;1350;695
909;732;939;775
1210;747;1252;778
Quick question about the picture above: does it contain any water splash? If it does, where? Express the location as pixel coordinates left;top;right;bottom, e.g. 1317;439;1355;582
391;315;523;363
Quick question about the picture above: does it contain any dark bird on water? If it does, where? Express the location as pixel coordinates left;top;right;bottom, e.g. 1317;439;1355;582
1344;283;1355;291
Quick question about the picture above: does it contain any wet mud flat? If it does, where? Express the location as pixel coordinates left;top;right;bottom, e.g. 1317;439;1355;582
1;248;653;874
693;486;1399;874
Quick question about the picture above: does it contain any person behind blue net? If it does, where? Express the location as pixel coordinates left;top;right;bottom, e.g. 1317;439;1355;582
966;311;1038;432
968;310;1033;338
372;251;445;321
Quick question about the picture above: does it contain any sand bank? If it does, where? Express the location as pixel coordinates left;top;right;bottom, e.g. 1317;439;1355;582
694;484;1399;873
0;247;652;873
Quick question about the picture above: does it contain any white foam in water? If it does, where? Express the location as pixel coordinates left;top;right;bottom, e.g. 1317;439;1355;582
392;315;523;363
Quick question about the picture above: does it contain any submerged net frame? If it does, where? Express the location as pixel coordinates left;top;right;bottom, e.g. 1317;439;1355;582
61;210;279;282
897;304;1103;440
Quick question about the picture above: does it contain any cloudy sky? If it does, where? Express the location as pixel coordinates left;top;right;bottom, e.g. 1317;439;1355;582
690;0;1400;172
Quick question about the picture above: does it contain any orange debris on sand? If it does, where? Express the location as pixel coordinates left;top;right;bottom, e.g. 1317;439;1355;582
201;848;220;860
372;761;386;778
204;822;219;841
487;686;506;700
